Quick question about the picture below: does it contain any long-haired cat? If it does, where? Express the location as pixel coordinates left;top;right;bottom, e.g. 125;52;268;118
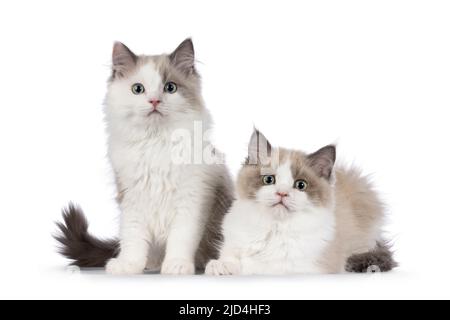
55;39;234;275
206;130;396;275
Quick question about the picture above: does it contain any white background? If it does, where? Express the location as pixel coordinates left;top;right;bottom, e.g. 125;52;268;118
0;0;449;300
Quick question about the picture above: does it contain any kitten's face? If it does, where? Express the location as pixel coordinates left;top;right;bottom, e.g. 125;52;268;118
105;39;203;129
237;131;336;218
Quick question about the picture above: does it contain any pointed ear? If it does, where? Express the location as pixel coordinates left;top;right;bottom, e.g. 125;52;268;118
112;42;137;79
307;145;336;180
247;129;272;165
169;38;196;75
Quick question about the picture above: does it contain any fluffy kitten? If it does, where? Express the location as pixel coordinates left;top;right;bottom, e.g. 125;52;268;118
55;39;234;275
206;130;396;275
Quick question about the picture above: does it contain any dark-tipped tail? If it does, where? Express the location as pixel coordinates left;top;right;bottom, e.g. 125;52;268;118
54;203;119;268
345;241;398;273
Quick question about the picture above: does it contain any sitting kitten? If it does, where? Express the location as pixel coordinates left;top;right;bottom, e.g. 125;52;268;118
206;130;396;275
55;39;234;275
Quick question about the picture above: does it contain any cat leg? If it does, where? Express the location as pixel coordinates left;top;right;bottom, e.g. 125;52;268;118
205;244;241;276
161;208;203;275
205;259;240;276
106;209;149;275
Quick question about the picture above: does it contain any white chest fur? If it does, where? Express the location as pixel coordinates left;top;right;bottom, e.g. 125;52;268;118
221;201;336;275
109;131;188;243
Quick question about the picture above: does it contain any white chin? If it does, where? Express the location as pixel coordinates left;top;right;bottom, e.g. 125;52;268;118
271;204;291;216
146;113;165;122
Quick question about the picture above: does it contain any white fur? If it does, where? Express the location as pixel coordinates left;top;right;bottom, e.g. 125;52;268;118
206;159;336;275
103;61;224;275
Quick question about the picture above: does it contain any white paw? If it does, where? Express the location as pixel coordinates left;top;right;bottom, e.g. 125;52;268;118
105;258;145;275
205;259;239;276
161;259;195;275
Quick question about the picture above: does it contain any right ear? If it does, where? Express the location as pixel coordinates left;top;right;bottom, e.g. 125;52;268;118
247;129;272;165
112;42;137;79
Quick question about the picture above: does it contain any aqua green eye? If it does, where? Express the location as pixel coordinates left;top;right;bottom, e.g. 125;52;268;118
262;175;276;185
294;179;308;191
164;82;178;94
132;83;145;95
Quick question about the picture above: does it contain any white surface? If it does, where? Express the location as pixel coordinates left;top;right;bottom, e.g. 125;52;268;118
0;0;449;299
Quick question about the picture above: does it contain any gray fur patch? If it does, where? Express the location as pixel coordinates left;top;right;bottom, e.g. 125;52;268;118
195;170;235;268
155;54;203;109
345;242;398;273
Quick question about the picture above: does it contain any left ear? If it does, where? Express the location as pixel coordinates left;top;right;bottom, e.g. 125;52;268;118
112;42;138;79
247;129;272;165
169;38;196;75
307;145;336;180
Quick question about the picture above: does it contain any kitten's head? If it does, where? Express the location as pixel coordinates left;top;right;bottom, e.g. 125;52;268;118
237;130;336;217
105;39;203;130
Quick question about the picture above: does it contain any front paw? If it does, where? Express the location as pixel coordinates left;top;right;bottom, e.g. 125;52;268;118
161;259;195;275
105;258;145;275
205;259;239;276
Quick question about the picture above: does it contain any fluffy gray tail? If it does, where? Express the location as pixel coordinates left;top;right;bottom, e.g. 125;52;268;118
54;203;119;268
345;241;397;273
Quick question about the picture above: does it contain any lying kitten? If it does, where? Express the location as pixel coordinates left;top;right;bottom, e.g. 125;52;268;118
55;39;234;275
206;130;396;275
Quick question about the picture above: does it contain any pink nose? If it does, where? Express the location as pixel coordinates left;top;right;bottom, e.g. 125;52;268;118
150;99;161;108
277;192;288;198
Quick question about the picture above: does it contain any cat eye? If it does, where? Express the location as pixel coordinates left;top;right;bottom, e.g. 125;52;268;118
164;82;178;94
132;83;145;95
294;179;308;191
262;175;276;185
